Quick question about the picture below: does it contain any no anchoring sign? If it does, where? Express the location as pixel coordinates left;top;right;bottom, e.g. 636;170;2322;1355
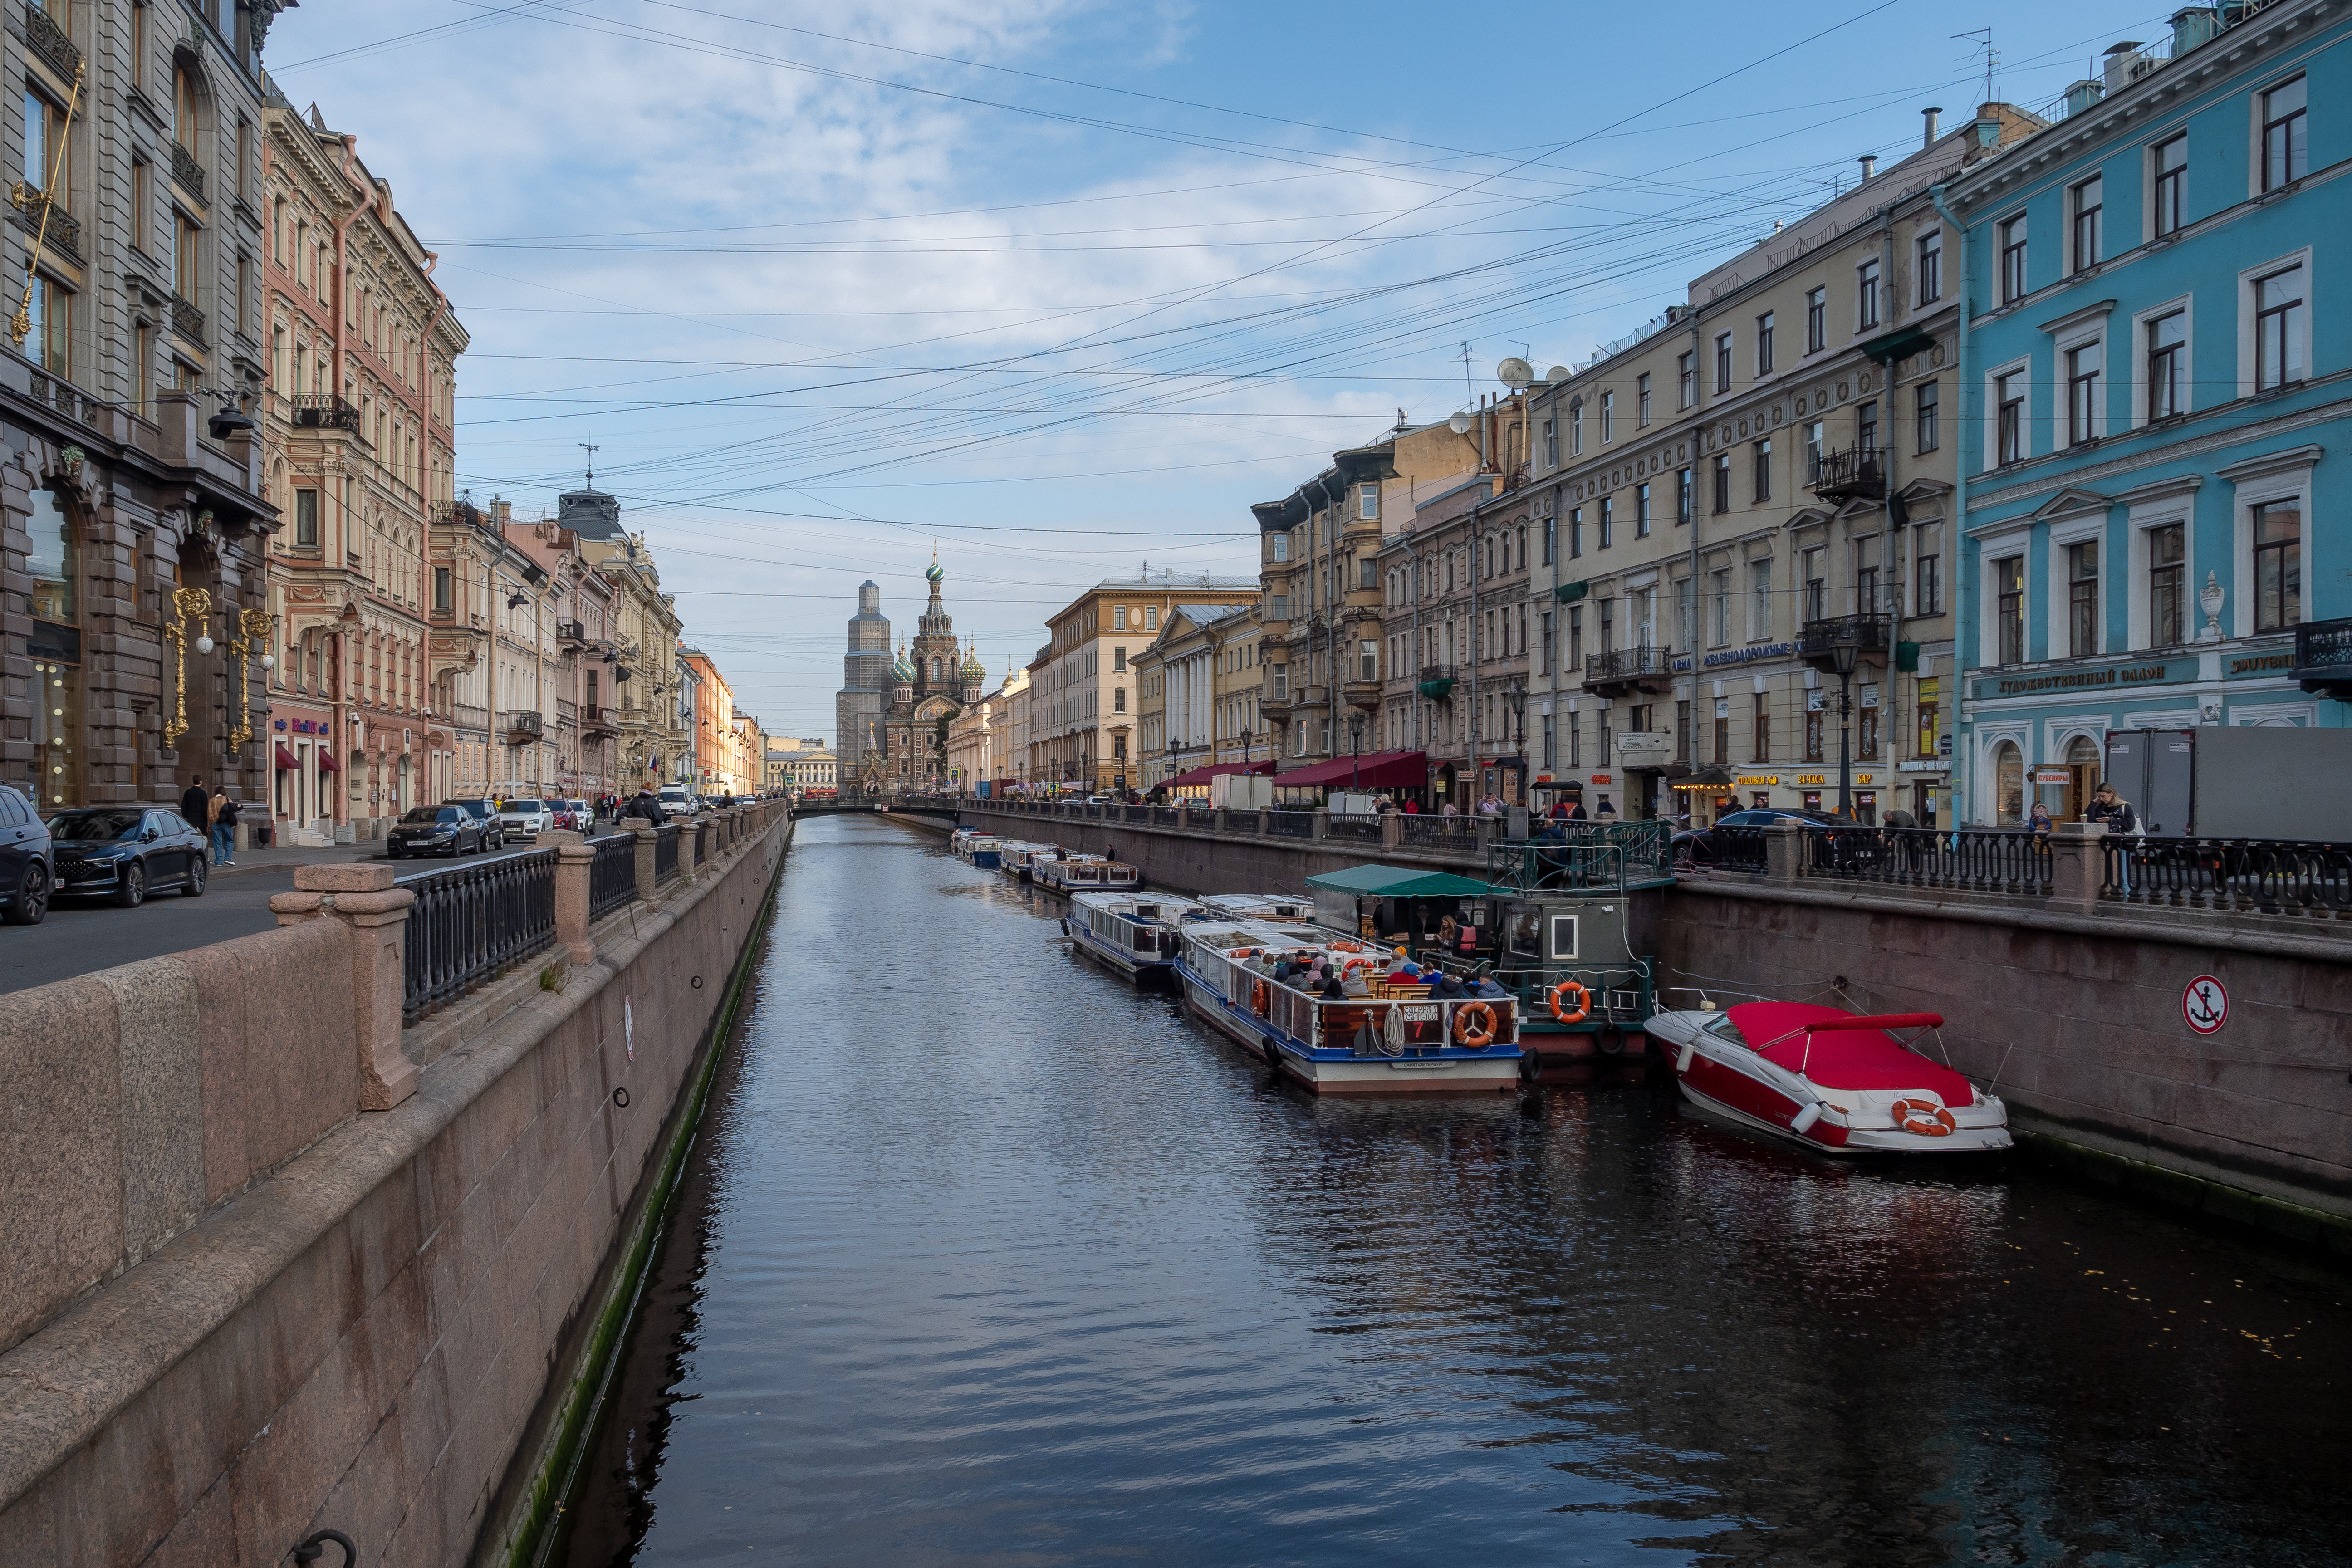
2181;975;2228;1036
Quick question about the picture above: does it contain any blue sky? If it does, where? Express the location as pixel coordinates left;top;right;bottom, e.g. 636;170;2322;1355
266;0;2172;739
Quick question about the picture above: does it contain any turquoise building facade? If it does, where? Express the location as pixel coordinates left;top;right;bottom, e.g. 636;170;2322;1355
1945;0;2352;826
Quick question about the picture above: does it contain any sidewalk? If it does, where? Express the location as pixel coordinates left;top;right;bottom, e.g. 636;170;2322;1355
210;838;387;880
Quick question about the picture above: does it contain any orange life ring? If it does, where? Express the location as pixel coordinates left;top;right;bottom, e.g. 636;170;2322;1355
1453;1000;1498;1048
1341;956;1378;979
1547;980;1591;1025
1891;1097;1956;1137
1251;978;1270;1016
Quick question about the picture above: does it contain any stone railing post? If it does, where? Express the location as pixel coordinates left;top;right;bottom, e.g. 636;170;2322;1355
1313;808;1331;840
635;825;659;901
1381;810;1403;850
1255;807;1272;836
1762;821;1803;885
546;829;595;965
2049;822;2104;914
269;863;416;1110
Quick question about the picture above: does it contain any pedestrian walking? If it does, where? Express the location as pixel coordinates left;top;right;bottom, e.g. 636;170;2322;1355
207;785;237;866
181;774;208;833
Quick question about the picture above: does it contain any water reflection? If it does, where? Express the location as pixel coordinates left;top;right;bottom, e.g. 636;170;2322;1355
564;816;2352;1567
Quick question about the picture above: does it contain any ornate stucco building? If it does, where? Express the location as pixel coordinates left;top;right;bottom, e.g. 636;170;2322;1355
5;2;292;825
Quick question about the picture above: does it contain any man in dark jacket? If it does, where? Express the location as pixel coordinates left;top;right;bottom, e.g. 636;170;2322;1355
181;776;209;833
621;784;665;825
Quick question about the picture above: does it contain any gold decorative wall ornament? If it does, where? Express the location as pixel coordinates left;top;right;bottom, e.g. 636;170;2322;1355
162;587;213;747
228;608;275;750
9;58;81;348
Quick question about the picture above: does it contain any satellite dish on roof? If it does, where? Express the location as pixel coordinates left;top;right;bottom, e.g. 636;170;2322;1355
1546;365;1572;385
1497;357;1534;391
1448;411;1474;436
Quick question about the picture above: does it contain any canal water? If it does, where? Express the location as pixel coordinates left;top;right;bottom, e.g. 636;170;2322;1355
559;816;2352;1567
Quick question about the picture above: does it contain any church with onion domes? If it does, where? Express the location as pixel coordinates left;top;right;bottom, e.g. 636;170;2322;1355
857;557;985;793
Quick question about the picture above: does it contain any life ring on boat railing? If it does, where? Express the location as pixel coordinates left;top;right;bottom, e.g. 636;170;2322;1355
1890;1097;1956;1137
1341;956;1379;980
1453;1000;1499;1048
1546;980;1591;1024
1329;940;1365;953
1251;978;1271;1016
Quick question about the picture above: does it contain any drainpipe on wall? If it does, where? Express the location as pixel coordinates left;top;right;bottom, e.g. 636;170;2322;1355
1930;180;1970;825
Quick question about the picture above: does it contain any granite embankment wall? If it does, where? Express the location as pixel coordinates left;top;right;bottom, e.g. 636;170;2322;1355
0;806;792;1566
941;805;2352;1243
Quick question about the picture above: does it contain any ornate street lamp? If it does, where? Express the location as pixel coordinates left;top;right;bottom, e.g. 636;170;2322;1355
1505;676;1528;804
1829;639;1861;818
1348;710;1365;789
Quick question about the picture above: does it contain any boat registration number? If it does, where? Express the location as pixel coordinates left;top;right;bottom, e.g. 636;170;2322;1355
1396;1005;1441;1024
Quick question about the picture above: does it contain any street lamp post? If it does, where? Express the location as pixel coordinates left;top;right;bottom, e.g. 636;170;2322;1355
1832;642;1859;819
1505;677;1528;804
1348;710;1364;789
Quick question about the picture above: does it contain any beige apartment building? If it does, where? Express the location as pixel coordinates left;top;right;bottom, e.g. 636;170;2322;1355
1523;109;2033;826
559;485;686;787
1132;602;1266;792
1254;415;1491;772
1029;572;1257;792
944;663;1023;792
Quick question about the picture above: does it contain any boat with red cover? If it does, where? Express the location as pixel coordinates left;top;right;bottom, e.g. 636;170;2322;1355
1642;1000;2011;1154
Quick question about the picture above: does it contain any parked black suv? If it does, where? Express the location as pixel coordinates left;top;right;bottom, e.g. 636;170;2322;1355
0;784;52;924
441;799;506;850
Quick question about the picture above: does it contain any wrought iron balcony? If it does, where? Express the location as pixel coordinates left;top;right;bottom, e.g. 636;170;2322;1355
557;619;587;646
1812;444;1889;503
502;708;544;745
168;294;206;348
1797;613;1894;674
1416;663;1458;699
1581;646;1675;696
2294;615;2352;699
168;140;206;204
10;182;81;259
289;394;362;432
24;3;80;82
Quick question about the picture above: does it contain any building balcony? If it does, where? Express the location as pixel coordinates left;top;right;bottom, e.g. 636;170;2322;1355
1796;614;1894;675
2294;616;2352;699
1416;664;1457;699
502;708;544;745
24;3;79;82
1343;676;1383;710
451;703;492;735
10;183;81;260
581;705;620;739
1581;646;1676;697
168;294;206;348
1811;445;1888;505
556;619;587;647
289;394;360;432
169;140;206;205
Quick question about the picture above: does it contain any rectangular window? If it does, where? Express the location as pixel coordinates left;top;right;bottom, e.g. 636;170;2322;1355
1805;286;1827;353
22;89;64;195
1999;215;2028;304
1568;506;1583;558
1752;438;1771;503
1915;378;1940;452
1678;350;1696;408
1855;550;1879;617
1857;399;1878;455
1540;610;1553;672
1751;694;1772;763
132;157;152;257
1749;559;1772;641
1714;702;1730;764
1913;521;1942;616
2149;522;2185;644
2146;309;2186;420
1803;419;1823;480
1112;605;1127;630
25;273;68;378
2255;264;2304;390
1803;547;1825;622
1636;482;1652;538
1804;706;1825;763
235;251;249;335
1144;606;1157;630
133;323;152;411
1543;514;1555;565
1637;372;1651;426
1112;686;1126;712
294;487;319;547
1359;639;1377;681
1677;575;1695;650
2068;540;2100;657
2071;175;2103;271
1543;418;1557;468
2263;76;2308;191
173;211;200;304
1995;555;2026;664
1856;258;1880;330
1269;532;1289;563
1715;332;1733;392
2153;133;2187;237
433;564;452;612
1571;402;1583;456
1600;390;1615;443
1676;466;1692;526
1597;497;1613;550
1568;605;1583;671
1711;570;1731;646
1359;485;1379;520
1676;701;1690;763
2066;341;2102;445
1756;311;1775;374
1112;645;1127;671
1711;452;1731;513
1568;711;1582;768
2254;499;2302;631
1916;228;1942;304
1996;372;2024;465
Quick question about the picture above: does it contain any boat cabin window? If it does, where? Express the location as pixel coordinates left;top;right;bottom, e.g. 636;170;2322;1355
1506;909;1542;960
1548;914;1579;961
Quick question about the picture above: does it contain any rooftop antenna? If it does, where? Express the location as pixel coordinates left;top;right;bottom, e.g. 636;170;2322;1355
579;437;598;487
1459;341;1475;408
1952;27;1997;105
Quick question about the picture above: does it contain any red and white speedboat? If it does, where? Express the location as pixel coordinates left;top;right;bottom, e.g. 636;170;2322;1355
1643;1000;2011;1154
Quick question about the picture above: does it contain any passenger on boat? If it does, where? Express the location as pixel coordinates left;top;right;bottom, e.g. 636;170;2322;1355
1318;972;1348;1000
1428;971;1468;999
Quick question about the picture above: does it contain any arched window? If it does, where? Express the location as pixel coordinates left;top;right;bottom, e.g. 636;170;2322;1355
174;63;198;154
26;485;81;806
1993;740;2024;825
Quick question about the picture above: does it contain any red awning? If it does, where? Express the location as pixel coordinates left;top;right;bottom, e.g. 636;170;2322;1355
1167;759;1274;789
1269;750;1429;791
274;744;299;771
318;750;343;773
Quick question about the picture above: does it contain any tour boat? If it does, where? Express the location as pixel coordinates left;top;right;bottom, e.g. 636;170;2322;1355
1643;1000;2011;1154
994;841;1053;881
1066;891;1205;977
950;829;1003;868
1174;921;1522;1095
1196;893;1317;925
1032;854;1141;894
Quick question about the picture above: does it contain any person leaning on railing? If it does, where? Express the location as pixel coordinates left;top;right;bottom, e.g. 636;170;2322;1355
2085;783;2139;895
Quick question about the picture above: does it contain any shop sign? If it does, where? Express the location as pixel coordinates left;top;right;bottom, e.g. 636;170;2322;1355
1855;773;1875;784
1975;658;2188;700
2032;766;2071;785
1735;774;1779;786
2224;651;2296;679
1796;773;1826;785
1704;641;1793;669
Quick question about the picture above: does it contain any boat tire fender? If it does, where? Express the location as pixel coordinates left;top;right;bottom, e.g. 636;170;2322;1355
1453;1001;1498;1049
1547;980;1591;1025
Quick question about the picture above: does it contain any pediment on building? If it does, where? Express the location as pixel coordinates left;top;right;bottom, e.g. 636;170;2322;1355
2030;486;2112;523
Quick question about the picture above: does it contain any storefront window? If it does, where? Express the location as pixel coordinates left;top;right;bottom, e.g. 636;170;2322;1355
27;487;79;807
1994;741;2024;824
1916;679;1940;758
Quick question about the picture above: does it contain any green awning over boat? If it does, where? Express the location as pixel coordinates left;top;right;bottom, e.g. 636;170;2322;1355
1305;864;1500;898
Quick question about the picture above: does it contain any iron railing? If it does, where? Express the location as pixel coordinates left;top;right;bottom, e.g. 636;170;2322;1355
1796;613;1894;669
1325;812;1384;844
290;394;362;431
2102;836;2352;916
25;3;81;82
1494;821;1675;891
1709;825;1769;873
399;848;558;1022
653;822;680;885
589;832;637;920
1812;444;1887;501
1400;814;1478;848
1266;810;1316;838
1582;646;1674;690
1152;806;1181;827
1800;826;2053;897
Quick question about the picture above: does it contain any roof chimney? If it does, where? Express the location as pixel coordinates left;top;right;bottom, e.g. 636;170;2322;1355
1922;106;1942;147
1858;153;1877;182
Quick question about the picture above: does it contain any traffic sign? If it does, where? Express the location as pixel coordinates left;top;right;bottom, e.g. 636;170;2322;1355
2182;974;2228;1035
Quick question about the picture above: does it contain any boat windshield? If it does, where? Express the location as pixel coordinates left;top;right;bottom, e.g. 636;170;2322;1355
1701;1012;1749;1045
